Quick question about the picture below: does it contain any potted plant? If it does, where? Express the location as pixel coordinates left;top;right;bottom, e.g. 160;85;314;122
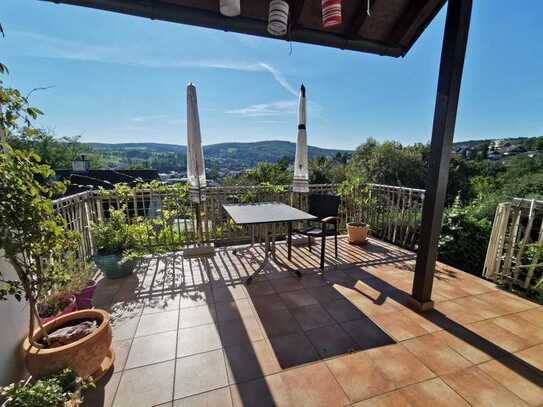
0;143;113;379
62;253;97;309
37;293;78;324
92;205;137;279
338;176;371;245
1;368;94;407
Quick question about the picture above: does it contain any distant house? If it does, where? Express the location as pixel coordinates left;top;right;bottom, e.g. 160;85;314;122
55;155;160;196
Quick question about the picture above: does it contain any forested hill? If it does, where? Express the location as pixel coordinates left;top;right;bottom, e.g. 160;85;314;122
85;140;351;170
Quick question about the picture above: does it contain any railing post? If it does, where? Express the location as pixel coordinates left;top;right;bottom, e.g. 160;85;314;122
411;0;472;311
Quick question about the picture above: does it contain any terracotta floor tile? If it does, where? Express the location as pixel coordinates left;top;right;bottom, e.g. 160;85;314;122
269;277;304;293
434;300;488;324
402;334;472;375
246;280;276;296
468;319;532;353
179;304;217;329
279;362;350;407
443;366;530;407
306;284;346;304
125;330;177;369
371;311;430;342
341;318;395;350
109;313;141;341
326;351;396;402
177;323;222;357
224;339;281;384
290;303;335;331
479;357;543;406
351;295;403;317
515;344;543;370
216;299;255;322
452;294;507;319
258;308;302;338
366;344;435;388
111;339;131;373
251;293;288;315
279;289;318;309
173;387;232;407
323;299;364;323
230;374;291;407
213;284;247;303
269;332;319;368
476;291;539;314
431;329;505;364
84;371;121;407
135;309;179;337
491;314;543;346
515;308;543;328
174;350;228;399
143;293;181;314
218;316;264;347
353;378;470;407
178;286;214;309
114;360;175;407
306;324;359;358
299;273;329;288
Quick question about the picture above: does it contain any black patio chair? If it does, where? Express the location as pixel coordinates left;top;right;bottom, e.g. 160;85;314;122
287;194;341;271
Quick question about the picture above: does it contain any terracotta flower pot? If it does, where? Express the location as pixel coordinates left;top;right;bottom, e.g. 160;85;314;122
24;309;114;379
75;280;97;309
347;222;369;245
39;295;77;325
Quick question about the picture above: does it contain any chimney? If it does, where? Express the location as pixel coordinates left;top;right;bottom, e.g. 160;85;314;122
72;155;90;172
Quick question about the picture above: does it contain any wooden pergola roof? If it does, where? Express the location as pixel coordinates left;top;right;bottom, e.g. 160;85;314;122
42;0;446;57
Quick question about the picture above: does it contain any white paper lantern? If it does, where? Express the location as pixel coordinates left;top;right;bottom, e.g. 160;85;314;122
268;0;289;36
220;0;240;17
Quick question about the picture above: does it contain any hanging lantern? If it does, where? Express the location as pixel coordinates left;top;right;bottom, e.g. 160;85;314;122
322;0;342;28
219;0;240;17
267;0;289;36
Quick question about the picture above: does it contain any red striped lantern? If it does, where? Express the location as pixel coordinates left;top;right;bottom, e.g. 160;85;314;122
322;0;342;28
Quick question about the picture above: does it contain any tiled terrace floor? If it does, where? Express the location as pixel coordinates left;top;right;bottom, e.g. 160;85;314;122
84;236;543;407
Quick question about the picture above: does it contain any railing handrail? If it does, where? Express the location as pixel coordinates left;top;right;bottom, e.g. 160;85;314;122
53;182;426;260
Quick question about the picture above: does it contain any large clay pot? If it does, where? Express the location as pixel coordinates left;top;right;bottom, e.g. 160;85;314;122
24;309;114;379
75;280;97;309
346;222;369;244
39;295;77;325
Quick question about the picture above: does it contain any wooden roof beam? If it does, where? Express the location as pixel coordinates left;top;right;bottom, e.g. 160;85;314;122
347;0;377;38
388;0;445;51
41;0;404;56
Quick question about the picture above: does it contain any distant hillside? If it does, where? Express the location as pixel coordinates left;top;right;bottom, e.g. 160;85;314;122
85;140;351;171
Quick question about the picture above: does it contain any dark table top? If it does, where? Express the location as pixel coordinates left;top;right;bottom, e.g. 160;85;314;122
223;202;317;225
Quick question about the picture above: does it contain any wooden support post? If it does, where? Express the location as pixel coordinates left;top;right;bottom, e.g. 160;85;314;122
411;0;472;311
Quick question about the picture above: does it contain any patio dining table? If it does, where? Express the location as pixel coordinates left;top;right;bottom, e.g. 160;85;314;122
222;202;317;284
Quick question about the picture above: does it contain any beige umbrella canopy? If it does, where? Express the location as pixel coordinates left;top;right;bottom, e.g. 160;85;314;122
293;84;309;193
186;82;206;203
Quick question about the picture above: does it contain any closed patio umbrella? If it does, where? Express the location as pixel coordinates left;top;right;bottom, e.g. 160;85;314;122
293;84;309;193
186;82;206;203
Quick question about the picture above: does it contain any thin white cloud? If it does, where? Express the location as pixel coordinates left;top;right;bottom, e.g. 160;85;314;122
9;31;298;97
129;114;170;123
225;100;297;117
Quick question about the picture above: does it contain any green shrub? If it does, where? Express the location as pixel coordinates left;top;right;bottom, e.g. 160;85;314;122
438;203;492;276
1;368;93;407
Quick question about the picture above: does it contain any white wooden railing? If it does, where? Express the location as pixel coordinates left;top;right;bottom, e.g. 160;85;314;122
53;183;425;259
483;198;543;292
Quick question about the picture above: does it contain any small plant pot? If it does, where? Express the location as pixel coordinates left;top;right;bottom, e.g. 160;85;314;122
347;222;369;245
39;295;77;325
94;254;135;279
75;280;97;309
24;309;114;379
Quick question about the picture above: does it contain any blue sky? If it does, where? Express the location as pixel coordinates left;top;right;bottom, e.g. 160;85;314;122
1;0;542;150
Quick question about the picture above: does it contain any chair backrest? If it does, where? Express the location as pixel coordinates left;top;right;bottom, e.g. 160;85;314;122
308;194;341;220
